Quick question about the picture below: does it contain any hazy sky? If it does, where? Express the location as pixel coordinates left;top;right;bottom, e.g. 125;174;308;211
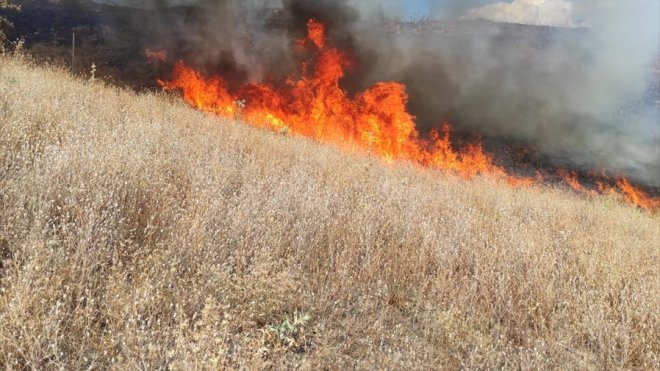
403;0;430;17
403;0;660;29
402;0;494;18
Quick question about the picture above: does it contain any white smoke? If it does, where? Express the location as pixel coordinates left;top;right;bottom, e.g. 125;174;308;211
462;0;577;27
375;0;657;184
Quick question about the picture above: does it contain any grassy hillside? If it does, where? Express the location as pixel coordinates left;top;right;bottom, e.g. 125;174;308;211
0;56;658;370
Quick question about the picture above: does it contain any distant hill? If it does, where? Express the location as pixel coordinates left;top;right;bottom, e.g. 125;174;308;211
89;0;198;8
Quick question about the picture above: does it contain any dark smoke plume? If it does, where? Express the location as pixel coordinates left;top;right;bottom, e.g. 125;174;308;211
96;0;660;186
350;0;660;186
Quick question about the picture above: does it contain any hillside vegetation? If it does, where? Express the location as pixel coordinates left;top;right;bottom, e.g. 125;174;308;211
0;56;658;370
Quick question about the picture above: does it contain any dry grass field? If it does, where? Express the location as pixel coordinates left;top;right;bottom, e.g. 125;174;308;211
0;55;659;370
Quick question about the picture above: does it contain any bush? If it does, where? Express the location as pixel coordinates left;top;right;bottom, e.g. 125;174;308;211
0;0;19;46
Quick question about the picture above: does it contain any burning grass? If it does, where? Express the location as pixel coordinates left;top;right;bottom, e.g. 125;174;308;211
156;19;659;210
0;55;659;369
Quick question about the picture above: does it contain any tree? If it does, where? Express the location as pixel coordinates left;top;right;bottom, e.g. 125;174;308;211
0;0;20;44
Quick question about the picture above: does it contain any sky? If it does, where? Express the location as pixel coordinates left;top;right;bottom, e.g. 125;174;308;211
401;1;574;21
402;0;658;29
401;0;494;18
403;0;431;17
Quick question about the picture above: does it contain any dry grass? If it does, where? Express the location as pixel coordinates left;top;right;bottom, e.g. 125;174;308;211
0;55;658;370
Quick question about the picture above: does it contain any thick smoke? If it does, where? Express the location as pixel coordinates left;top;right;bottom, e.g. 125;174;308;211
134;0;373;85
104;0;659;185
366;0;659;186
351;0;660;185
140;0;291;85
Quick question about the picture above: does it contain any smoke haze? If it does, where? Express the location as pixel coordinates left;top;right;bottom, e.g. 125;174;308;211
97;0;660;185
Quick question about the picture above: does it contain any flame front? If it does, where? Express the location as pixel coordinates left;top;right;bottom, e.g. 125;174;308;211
616;178;660;210
160;20;507;176
157;19;659;211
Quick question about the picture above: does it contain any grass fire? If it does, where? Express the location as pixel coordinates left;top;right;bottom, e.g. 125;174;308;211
154;19;658;210
0;0;658;369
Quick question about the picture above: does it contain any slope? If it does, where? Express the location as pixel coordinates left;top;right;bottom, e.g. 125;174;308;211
0;56;658;369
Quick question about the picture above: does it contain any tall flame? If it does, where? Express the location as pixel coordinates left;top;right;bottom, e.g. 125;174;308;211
157;19;659;211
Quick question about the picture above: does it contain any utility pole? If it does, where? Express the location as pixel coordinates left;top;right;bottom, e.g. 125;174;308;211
71;32;75;73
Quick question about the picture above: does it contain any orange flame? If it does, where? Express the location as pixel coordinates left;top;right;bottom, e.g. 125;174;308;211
616;178;660;210
156;19;659;211
558;169;591;194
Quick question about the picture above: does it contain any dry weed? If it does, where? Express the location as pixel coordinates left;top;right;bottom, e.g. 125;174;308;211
0;56;658;370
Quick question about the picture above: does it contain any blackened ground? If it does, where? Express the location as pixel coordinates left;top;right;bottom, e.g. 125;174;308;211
3;0;173;86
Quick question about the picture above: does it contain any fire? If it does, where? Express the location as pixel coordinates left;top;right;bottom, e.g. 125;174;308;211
558;169;590;194
159;20;509;176
156;19;659;211
616;178;660;210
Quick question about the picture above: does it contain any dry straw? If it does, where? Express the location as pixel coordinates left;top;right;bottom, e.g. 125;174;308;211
0;55;658;369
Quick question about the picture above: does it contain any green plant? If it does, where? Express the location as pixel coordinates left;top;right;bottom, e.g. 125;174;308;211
267;311;311;349
0;0;20;46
